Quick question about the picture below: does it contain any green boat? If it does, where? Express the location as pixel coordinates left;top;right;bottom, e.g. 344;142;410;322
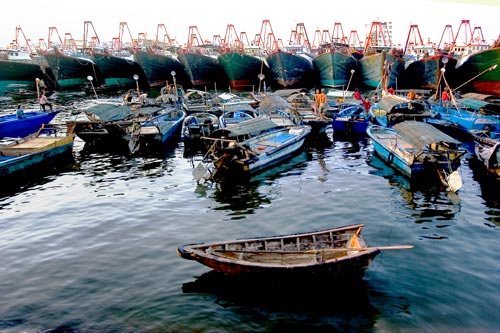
312;43;358;89
455;45;500;96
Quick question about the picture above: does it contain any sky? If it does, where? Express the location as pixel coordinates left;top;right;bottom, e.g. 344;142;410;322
3;0;499;50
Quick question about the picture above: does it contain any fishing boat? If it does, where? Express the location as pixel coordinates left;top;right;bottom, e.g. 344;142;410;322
133;48;188;89
0;124;75;176
67;101;164;149
266;23;315;89
177;223;412;280
453;29;500;96
368;94;433;127
127;107;186;154
42;27;104;90
0;26;55;95
177;26;228;90
215;92;259;128
217;24;272;91
366;121;467;191
469;129;500;178
332;104;369;135
399;24;458;90
313;42;359;88
181;111;220;145
284;90;330;135
428;94;500;137
90;49;148;93
218;108;257;128
358;22;405;90
0;109;59;139
132;24;189;89
193;117;310;181
89;22;149;93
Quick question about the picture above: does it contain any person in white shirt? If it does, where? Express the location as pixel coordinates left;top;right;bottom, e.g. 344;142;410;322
39;91;53;111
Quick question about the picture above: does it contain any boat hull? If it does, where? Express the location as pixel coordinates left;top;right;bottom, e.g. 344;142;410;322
312;51;358;88
401;55;458;90
177;224;381;280
332;105;369;134
0;111;59;139
455;47;500;96
267;50;314;89
133;50;189;89
91;52;149;91
43;52;104;90
177;52;227;89
217;52;272;91
0;60;55;94
359;51;405;90
0;132;75;176
470;130;500;178
366;122;465;181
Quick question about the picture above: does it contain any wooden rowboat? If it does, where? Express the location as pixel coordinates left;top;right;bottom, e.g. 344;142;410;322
177;224;412;280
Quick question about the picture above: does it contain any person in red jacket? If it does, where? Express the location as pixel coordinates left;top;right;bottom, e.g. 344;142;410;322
441;87;450;108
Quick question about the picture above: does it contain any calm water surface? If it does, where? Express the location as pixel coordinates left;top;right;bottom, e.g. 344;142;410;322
0;94;499;333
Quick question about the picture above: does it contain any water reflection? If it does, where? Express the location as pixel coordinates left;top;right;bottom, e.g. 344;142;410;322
0;153;76;200
194;151;309;215
76;147;171;180
367;152;462;222
183;270;380;331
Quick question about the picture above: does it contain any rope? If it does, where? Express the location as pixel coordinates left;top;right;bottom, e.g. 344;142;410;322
451;64;498;93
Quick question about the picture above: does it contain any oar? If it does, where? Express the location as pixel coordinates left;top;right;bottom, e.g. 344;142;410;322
213;245;413;254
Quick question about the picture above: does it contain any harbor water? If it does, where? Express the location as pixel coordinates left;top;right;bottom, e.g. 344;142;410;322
0;94;499;333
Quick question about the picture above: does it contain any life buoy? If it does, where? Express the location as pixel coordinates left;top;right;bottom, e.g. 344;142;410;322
387;152;394;164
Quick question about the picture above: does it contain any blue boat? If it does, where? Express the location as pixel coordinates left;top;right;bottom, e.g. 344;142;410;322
428;96;500;136
128;107;186;154
0;110;59;139
332;104;369;135
0;125;75;176
366;121;467;191
194;117;311;181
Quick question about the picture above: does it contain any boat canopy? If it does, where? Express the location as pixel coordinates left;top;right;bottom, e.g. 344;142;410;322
259;94;293;114
211;117;278;139
378;95;426;114
84;104;163;121
393;121;462;150
456;98;500;115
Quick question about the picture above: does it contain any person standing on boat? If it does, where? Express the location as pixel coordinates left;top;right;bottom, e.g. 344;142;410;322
441;87;450;108
353;89;363;104
39;91;53;111
318;89;327;120
16;104;26;119
314;89;321;116
363;98;371;114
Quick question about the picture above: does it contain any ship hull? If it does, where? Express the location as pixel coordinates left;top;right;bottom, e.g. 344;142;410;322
91;52;149;91
43;52;103;90
217;52;272;91
401;55;458;90
133;50;189;89
312;51;358;88
455;47;500;96
178;52;227;89
359;51;405;90
267;50;314;89
0;60;54;94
